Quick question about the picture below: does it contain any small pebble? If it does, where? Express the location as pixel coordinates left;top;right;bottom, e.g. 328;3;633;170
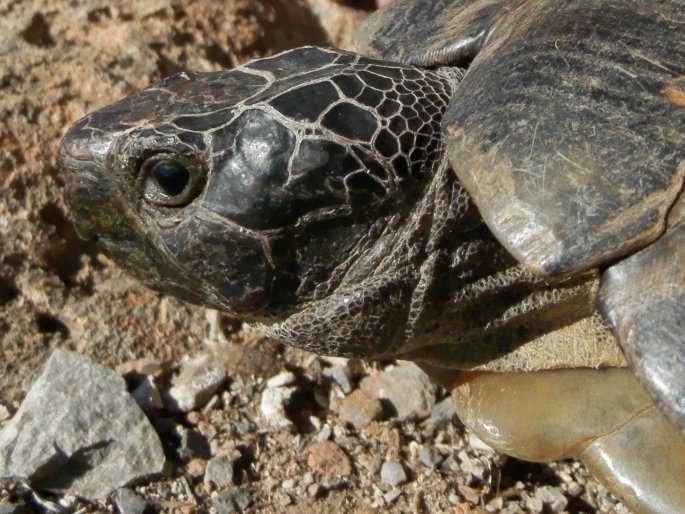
323;364;354;393
205;455;234;488
567;481;583;497
281;479;296;490
361;364;436;421
300;472;314;487
259;384;295;430
186;458;207;479
487;497;504;511
418;447;443;469
468;432;495;453
383;488;402;504
458;450;488;480
534;485;568;512
265;371;296;388
164;354;226;413
273;491;292;506
211;487;251;514
113;488;147;514
380;459;407;487
524;493;544;514
430;397;456;428
307;441;352;476
315;423;333;442
440;454;460;474
132;376;162;411
338;388;383;428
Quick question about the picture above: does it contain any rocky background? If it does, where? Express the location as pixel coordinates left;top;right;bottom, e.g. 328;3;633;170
0;0;630;512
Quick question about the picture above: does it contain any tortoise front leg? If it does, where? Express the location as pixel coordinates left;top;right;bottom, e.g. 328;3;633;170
449;368;685;514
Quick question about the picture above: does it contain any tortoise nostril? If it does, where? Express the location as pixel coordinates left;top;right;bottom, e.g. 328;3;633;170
59;124;115;168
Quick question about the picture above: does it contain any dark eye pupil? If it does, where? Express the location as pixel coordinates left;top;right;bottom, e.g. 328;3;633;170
151;160;190;196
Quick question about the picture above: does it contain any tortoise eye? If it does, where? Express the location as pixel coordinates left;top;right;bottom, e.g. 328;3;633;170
141;156;202;207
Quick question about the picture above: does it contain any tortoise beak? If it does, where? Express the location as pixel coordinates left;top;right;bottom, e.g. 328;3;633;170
59;120;116;241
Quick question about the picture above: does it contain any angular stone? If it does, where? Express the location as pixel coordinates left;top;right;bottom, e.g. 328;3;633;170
534;485;568;512
113;488;148;514
458;450;487;481
131;376;162;412
205;455;234;488
0;350;165;500
338;388;383;428
380;459;407;487
431;397;456;428
164;354;226;412
307;441;352;476
212;487;251;513
361;364;436;421
259;373;296;430
418;447;443;469
323;364;354;394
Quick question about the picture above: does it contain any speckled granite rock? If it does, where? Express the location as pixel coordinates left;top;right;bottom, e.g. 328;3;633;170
0;350;165;499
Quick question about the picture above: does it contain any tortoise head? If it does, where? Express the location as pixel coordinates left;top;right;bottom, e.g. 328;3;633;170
60;47;457;340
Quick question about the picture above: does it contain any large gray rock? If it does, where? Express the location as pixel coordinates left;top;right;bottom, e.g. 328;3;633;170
0;350;165;499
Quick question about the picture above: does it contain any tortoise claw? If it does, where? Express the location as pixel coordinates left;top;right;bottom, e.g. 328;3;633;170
581;404;685;514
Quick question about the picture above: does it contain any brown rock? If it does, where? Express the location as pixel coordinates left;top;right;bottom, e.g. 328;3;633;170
307;441;352;476
360;364;437;421
164;354;227;413
187;458;207;479
115;357;166;378
339;388;384;427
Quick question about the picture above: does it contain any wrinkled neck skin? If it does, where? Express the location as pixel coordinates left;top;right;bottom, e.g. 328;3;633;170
261;154;597;366
247;57;598;367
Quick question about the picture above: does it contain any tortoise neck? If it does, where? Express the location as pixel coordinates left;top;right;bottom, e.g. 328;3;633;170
395;162;602;367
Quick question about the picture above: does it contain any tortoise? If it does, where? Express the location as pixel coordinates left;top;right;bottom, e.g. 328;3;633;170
59;0;685;511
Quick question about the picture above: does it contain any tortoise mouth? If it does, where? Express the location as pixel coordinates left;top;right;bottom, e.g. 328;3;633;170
60;120;118;238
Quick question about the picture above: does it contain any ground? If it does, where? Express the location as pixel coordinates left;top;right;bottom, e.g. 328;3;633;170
0;1;631;512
